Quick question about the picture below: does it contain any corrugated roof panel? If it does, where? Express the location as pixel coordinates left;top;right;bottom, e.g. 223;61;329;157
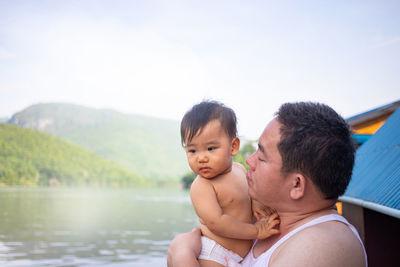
343;107;400;211
346;100;400;122
352;134;371;145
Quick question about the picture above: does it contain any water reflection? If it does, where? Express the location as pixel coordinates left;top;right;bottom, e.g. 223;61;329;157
0;187;198;266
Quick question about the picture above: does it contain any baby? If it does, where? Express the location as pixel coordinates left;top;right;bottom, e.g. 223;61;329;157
180;100;280;266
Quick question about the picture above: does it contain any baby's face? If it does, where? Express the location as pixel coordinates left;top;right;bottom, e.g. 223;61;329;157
184;120;234;179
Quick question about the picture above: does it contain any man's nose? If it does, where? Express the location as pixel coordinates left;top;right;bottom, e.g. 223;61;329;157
246;152;256;170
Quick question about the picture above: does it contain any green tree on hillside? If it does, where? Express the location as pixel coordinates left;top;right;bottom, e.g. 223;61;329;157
0;123;144;187
9;103;188;180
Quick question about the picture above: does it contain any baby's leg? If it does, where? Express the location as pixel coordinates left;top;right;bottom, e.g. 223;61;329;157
199;259;225;267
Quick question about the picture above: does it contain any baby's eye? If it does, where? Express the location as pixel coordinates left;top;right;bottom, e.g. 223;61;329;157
208;147;216;151
258;157;265;162
188;149;196;153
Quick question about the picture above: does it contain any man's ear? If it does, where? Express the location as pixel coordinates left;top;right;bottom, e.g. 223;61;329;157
289;173;306;200
231;138;240;156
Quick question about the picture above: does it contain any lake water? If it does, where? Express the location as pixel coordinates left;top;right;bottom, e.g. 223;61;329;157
0;187;198;267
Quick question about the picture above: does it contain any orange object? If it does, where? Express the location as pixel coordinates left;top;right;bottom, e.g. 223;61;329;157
336;202;342;215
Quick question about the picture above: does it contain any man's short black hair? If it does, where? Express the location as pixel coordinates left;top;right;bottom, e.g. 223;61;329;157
181;100;237;146
276;102;355;199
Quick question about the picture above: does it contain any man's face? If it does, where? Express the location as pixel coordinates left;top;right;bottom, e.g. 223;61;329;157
184;120;235;179
246;118;287;207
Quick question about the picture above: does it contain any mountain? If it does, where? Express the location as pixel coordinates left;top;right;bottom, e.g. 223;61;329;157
0;123;144;187
9;103;189;179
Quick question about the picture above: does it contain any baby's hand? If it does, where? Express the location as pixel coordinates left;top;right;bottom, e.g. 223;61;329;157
252;199;276;221
255;213;280;239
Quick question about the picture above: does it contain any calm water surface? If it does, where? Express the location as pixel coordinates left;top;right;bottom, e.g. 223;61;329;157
0;187;198;266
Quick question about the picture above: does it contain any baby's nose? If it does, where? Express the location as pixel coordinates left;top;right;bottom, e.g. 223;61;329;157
198;153;208;162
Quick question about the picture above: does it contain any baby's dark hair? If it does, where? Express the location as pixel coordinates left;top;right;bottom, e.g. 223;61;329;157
181;100;237;146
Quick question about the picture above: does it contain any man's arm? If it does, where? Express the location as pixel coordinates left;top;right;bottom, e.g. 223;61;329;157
191;178;279;240
167;228;201;267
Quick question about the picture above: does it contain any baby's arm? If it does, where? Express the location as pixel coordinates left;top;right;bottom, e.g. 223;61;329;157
251;199;277;221
191;177;280;240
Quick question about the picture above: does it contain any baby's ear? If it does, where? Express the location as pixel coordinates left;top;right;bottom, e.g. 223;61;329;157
231;138;240;156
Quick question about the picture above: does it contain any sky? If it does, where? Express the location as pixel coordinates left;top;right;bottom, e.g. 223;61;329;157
0;0;399;139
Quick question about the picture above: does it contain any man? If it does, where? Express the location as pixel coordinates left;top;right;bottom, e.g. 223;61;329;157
168;102;367;267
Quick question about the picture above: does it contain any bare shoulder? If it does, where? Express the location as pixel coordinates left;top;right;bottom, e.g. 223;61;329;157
272;221;366;267
232;162;246;174
190;176;218;202
190;176;212;194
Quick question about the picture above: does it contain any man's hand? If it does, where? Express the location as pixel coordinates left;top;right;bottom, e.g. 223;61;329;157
255;213;280;239
167;228;201;267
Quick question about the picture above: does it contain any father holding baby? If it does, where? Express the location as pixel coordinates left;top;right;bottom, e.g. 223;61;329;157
168;101;367;266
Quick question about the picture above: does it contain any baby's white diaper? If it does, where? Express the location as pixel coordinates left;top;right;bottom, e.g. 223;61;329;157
198;236;243;266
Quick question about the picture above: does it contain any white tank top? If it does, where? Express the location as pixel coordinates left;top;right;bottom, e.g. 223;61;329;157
241;214;367;267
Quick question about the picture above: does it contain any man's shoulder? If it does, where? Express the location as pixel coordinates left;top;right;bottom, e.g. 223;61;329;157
272;220;366;266
287;219;357;246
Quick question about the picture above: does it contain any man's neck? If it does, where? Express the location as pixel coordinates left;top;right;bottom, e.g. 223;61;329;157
277;206;338;234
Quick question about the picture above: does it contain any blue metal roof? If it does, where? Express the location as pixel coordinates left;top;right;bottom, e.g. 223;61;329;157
352;134;371;145
341;107;400;218
346;100;400;121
